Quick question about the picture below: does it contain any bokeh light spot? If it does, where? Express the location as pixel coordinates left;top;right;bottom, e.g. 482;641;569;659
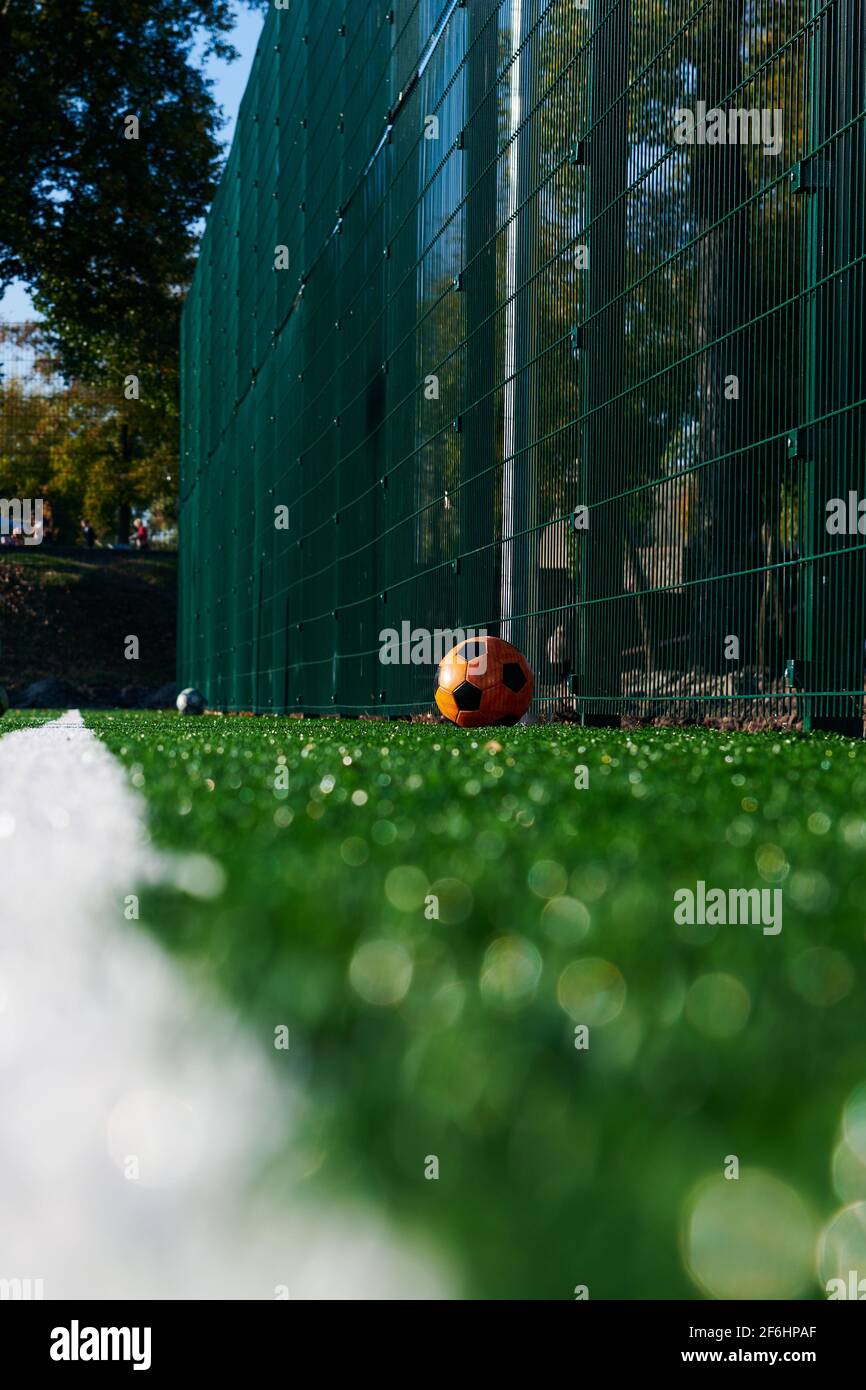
685;973;751;1039
349;940;413;1007
556;958;626;1026
683;1169;816;1299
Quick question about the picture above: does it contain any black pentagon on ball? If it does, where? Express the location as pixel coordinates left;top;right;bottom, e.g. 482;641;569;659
452;679;483;712
460;639;487;661
501;661;527;692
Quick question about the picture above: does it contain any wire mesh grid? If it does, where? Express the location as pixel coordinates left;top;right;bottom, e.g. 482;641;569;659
179;0;866;731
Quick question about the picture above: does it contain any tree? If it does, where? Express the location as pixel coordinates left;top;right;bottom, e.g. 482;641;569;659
0;0;263;536
0;324;171;542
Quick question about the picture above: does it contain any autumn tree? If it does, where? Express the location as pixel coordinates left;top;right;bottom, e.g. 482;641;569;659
0;0;264;538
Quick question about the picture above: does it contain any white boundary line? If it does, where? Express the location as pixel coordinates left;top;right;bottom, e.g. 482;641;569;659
0;712;450;1299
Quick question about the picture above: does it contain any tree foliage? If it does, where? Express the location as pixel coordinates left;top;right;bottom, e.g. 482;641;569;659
0;1;262;528
0;325;174;541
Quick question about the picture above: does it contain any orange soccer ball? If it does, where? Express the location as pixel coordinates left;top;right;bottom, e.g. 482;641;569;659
434;636;533;728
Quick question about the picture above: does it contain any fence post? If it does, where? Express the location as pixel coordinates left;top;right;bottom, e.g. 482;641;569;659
576;0;629;724
505;0;540;661
801;0;865;735
462;0;500;638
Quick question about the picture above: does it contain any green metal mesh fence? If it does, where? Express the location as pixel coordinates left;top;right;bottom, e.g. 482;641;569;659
180;0;866;731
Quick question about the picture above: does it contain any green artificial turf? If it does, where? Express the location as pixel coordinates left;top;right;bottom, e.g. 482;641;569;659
83;713;866;1298
0;709;56;731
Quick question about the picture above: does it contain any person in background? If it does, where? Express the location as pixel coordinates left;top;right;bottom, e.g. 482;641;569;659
81;518;96;548
133;518;149;550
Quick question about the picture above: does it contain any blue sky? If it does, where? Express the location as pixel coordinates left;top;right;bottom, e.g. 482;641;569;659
0;2;265;321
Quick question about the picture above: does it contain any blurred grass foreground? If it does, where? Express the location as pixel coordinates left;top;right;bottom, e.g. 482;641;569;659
70;713;866;1300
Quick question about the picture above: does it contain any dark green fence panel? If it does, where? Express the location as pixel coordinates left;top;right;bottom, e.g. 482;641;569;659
180;0;866;730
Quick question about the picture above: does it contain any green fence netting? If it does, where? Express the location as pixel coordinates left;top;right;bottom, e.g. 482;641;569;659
179;0;866;731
